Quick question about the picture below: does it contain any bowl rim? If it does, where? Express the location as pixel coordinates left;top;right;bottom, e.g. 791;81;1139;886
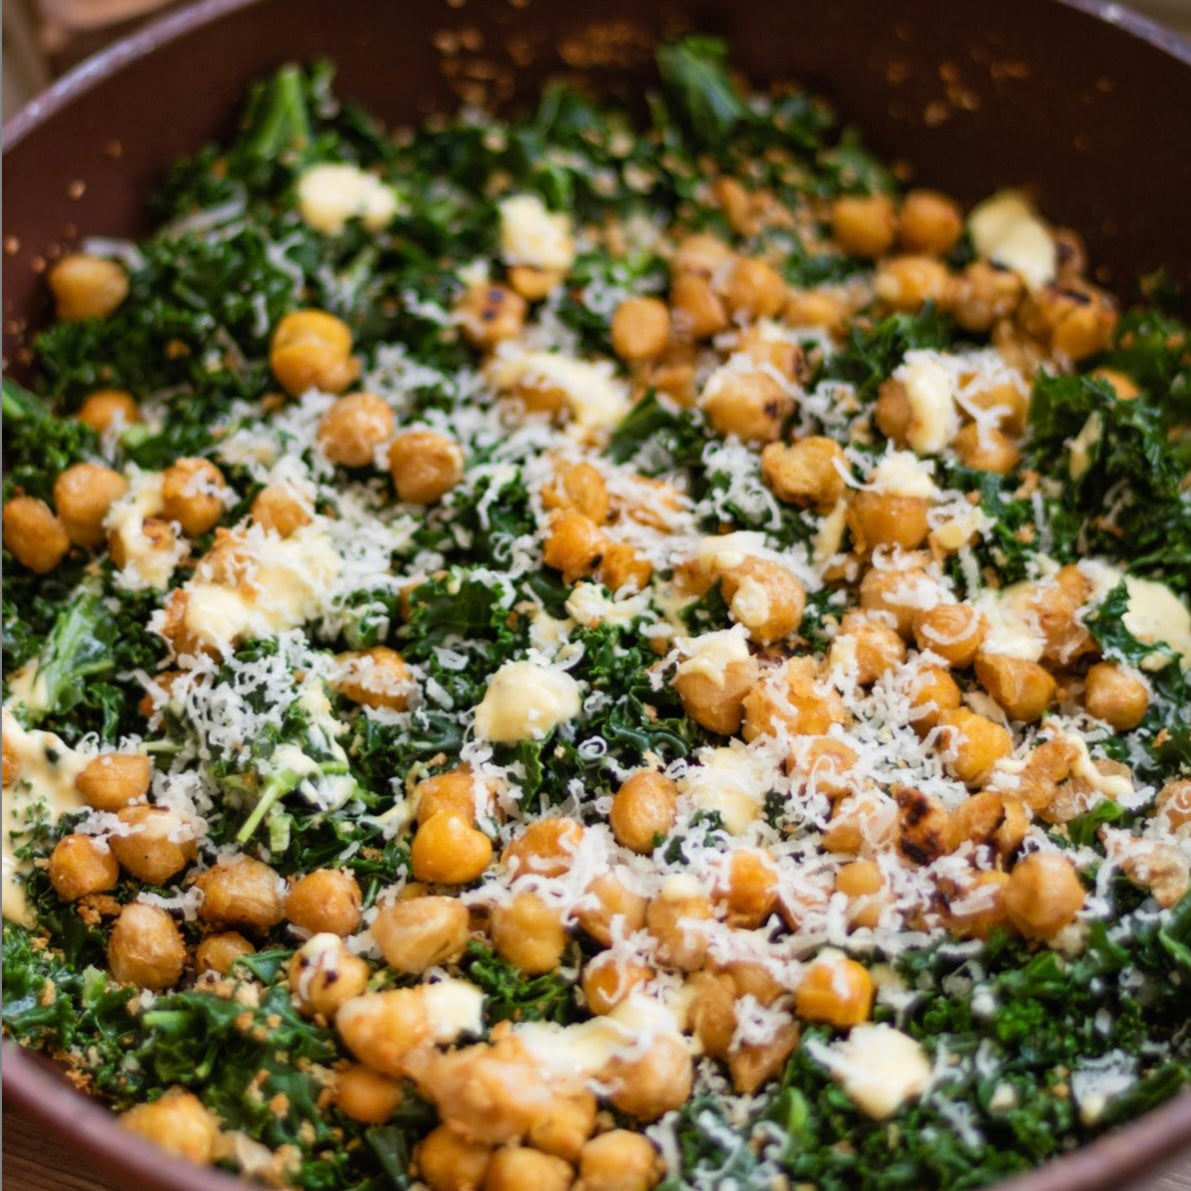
3;1;1191;1189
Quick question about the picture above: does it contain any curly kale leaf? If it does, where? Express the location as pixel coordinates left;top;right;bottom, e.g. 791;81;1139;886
656;37;747;148
461;942;575;1025
824;306;955;403
1;379;100;503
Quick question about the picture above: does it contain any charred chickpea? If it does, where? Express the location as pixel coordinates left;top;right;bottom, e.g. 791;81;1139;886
270;309;359;396
944;260;1025;332
491;891;567;974
411;812;493;885
109;805;197;885
669;272;728;340
49;834;120;901
835;859;889;929
541;460;610;524
331;646;413;712
611;296;672;361
76;752;152;811
194;932;254;976
760;437;848;511
720;558;807;644
701;368;793;443
372;896;470;974
108;903;187;990
502;818;585;878
160;458;228;537
577;1131;662;1191
905;664;962;733
795;955;874;1027
250;483;312;537
946;790;1029;858
873;255;949;312
720;257;787;321
898;189;963;255
611;770;679;854
388;431;465;504
289;933;371;1019
543;510;606;584
48;253;129;321
1004;852;1085;939
76;389;140;433
913;603;987;669
1083;662;1150;731
337;1064;404;1125
952;421;1021;474
286;868;363;936
597;542;653;593
974;653;1056;722
455;281;527;350
318;392;395;468
938;708;1014;786
415;1124;492;1191
118;1089;220;1164
894;785;951;865
3;496;71;573
831;193;897;259
53;464;128;550
582;953;653;1015
846;491;931;552
485;1147;573;1191
197;857;285;932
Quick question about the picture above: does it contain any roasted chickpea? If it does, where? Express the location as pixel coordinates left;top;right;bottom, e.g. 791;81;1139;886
485;1146;572;1191
611;770;679;854
372;896;470;974
831;194;896;259
1089;366;1140;400
1;734;19;789
1031;565;1096;666
582;953;652;1015
974;653;1056;722
846;491;931;552
1084;662;1149;731
961;378;1029;436
250;483;312;537
1023;282;1117;361
785;287;849;334
108;903;186;990
194;932;254;976
944;260;1024;332
721;258;787;321
416;1124;492;1191
1118;841;1190;908
337;989;432;1076
612;297;672;361
160;458;228;537
670;272;729;340
672;232;734;278
788;736;858;797
947;790;1028;859
503;818;585;878
331;647;413;711
543;510;606;584
597;542;652;593
542;460;610;524
289;933;371;1019
415;768;483;824
821;790;898;855
119;1089;219;1164
572;873;648;947
714;175;755;233
456;282;527;350
646;889;712;971
859;560;936;637
76;752;152;811
52;463;128;550
491;891;568;974
109;805;197;885
577;1130;661;1191
389;431;465;504
905;664;962;732
835;859;889;929
701;368;793;443
730;1019;802;1095
760;437;847;512
795;954;873;1027
742;656;846;742
318;392;395;468
874;255;949;312
604;1033;693;1122
1155;779;1191;833
508;264;566;301
337;1064;404;1124
49;833;120;901
898;189;963;255
894;785;950;865
48;253;129;321
946;869;1011;940
270;309;359;396
1004;851;1085;939
3;496;71;573
953;422;1021;474
913;603;987;669
529;1088;598;1163
829;610;906;685
675;644;758;736
76;389;140;433
197;857;285;932
286;868;363;936
720;558;807;644
716;849;779;928
938;708;1014;786
411;813;493;885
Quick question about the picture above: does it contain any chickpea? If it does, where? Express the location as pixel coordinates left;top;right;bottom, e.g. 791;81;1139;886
730;1020;801;1096
1118;841;1190;909
701;368;793;443
785;287;849;334
245;484;308;537
270;309;359;396
1016;737;1079;813
289;933;371;1019
670;273;728;340
416;768;483;825
946;869;1011;940
572;872;648;946
542;461;609;524
76;389;140;432
672;233;734;278
1031;565;1096;666
829;610;906;685
760;437;847;511
947;790;1028;859
953;422;1021;475
732;324;807;382
503;818;585;878
831;194;896;259
894;785;950;865
491;891;568;974
905;664;962;733
160;458;228;537
332;646;413;712
859;560;936;638
687;971;735;1057
582;954;652;1015
742;656;846;742
529;1087;598;1162
795;954;873;1027
913;604;987;669
194;932;254;975
873;377;912;445
337;1064;403;1124
51;463;128;550
898;189;963;256
611;297;671;361
318;392;395;468
543;510;606;584
604;1033;693;1122
821;790;898;855
974;653;1056;722
1089;366;1140;400
337;988;432;1076
76;752;152;811
846;491;931;552
721;258;787;321
716;849;779;928
196;857;284;931
3;496;70;573
944;260;1024;332
109;805;196;885
411;813;493;885
961;378;1029;436
675;647;758;737
48;833;120;901
720;558;806;645
597;543;652;593
577;1130;661;1191
509;264;567;301
714;176;755;233
286;869;362;937
788;736;858;797
1155;779;1191;833
726;959;787;1006
456;282;527;350
118;1089;219;1164
108;903;186;990
372;896;470;974
835;859;888;929
1;735;19;789
389;431;465;504
1023;282;1117;361
1004;851;1085;939
646;891;712;971
874;255;949;312
1084;662;1149;731
48;253;129;321
938;708;1014;787
484;1146;572;1191
611;770;679;854
416;1124;492;1191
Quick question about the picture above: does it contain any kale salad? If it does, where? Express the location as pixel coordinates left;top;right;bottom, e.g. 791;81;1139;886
3;38;1191;1191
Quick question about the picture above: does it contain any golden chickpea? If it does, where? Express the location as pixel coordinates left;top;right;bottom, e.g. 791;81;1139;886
76;752;152;811
1084;662;1149;731
721;258;787;321
716;849;779;928
108;903;186;990
48;253;129;321
795;955;873;1027
250;482;312;537
961;379;1029;436
529;1088;598;1163
1004;851;1085;939
1026;283;1118;361
577;1130;661;1191
289;933;371;1019
831;194;896;258
337;1064;403;1124
416;1124;492;1191
742;656;847;742
953;422;1021;475
160;458;228;537
944;260;1025;332
946;869;1011;940
485;1147;572;1191
859;561;935;638
1030;566;1097;666
874;255;949;312
687;970;735;1059
52;463;128;550
270;309;359;396
491;891;568;974
318;392;395;468
196;857;285;932
672;233;734;278
611;770;679;854
901;666;959;737
109;805;197;885
938;708;1014;786
1118;841;1190;908
411;813;493;885
1156;779;1191;832
720;558;806;645
118;1089;219;1164
572;873;648;947
503;818;585;878
846;491;931;552
76;389;140;432
1;735;19;789
974;653;1056;722
1089;366;1140;400
898;189;963;255
830;610;906;685
785;287;850;334
372;896;470;974
760;437;847;511
542;461;610;524
416;768;482;824
612;297;671;361
286;868;363;937
597;543;652;594
788;736;858;797
675;646;758;737
646;891;712;971
49;833;120;901
947;790;1028;859
913;604;987;669
337;989;432;1077
733;324;807;381
714;175;755;233
873;378;912;445
194;931;254;975
821;790;898;856
508;264;566;301
604;1033;693;1122
389;431;466;504
894;785;951;865
670;273;728;340
581;954;652;1015
543;510;606;584
456;282;528;350
835;859;888;929
701;368;793;443
332;646;414;712
730;1021;801;1096
3;496;70;573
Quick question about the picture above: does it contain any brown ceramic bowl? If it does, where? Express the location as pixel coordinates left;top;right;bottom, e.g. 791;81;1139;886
3;0;1190;1188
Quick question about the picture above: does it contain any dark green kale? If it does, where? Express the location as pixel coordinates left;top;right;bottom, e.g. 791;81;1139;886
824;306;956;403
1;379;100;503
656;37;748;147
461;942;576;1026
608;391;710;471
